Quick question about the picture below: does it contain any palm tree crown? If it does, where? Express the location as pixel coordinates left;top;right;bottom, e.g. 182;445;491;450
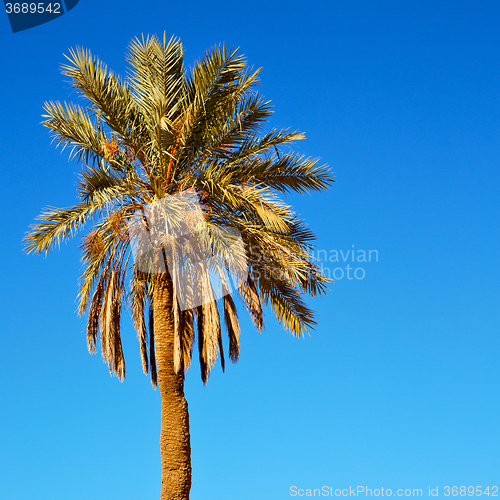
26;34;332;385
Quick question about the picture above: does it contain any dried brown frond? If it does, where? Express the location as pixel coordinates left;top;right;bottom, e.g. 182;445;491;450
109;210;129;243
130;270;149;374
99;269;126;381
86;257;114;352
196;290;221;384
181;309;195;371
217;317;225;373
110;274;126;381
223;293;240;362
240;275;263;332
82;229;105;257
87;274;104;352
196;305;206;382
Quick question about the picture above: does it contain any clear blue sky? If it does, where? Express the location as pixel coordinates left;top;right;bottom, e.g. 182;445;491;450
1;1;499;499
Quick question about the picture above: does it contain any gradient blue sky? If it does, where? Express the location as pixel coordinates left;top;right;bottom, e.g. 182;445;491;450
1;1;499;499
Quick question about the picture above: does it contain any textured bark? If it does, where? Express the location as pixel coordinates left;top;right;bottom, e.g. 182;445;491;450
153;272;192;500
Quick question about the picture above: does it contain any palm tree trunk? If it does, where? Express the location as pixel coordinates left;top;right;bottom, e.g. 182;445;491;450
153;271;192;500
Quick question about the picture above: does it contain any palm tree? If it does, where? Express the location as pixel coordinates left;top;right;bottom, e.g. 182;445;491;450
25;34;332;500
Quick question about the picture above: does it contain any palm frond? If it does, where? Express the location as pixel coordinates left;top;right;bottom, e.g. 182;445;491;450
61;47;145;152
256;273;316;337
236;153;334;194
239;275;263;332
130;270;149;374
42;101;107;166
196;277;221;383
223;294;240;362
25;201;108;254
